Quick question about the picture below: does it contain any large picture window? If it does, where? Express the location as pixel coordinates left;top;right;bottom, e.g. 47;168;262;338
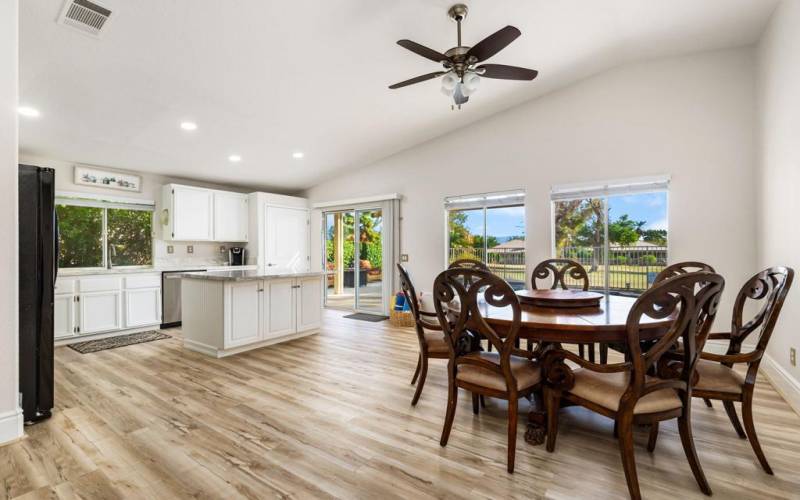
56;197;154;269
445;190;526;289
551;177;669;295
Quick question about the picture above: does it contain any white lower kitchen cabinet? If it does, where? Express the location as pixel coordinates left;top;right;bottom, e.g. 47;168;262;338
54;273;163;343
296;276;322;332
264;277;296;339
224;280;262;347
54;294;76;339
125;288;162;328
80;290;123;334
181;273;325;357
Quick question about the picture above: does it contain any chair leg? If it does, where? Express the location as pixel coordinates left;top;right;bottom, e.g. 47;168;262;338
703;398;713;408
410;354;421;385
507;397;518;473
613;419;619;438
578;343;585;359
722;400;747;439
647;422;659;453
599;343;608;364
480;395;486;408
742;392;773;474
545;387;561;452
678;406;712;495
487;341;492;352
617;416;642;500
472;393;480;415
440;377;458;447
588;343;596;363
411;356;428;406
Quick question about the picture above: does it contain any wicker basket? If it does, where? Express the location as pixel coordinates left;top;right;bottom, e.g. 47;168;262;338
389;309;416;328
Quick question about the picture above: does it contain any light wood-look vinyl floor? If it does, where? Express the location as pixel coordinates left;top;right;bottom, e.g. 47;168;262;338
2;309;800;499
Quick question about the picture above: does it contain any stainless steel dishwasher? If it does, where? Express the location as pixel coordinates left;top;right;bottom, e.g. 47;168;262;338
161;270;205;328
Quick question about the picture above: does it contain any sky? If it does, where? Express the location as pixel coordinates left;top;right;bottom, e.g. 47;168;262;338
458;191;668;240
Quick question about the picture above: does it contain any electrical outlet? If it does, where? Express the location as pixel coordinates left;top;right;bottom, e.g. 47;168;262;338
219;245;227;254
400;254;409;262
186;245;194;254
791;347;796;367
167;245;174;254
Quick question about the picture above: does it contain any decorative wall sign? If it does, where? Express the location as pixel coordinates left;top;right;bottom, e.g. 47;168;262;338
74;164;142;192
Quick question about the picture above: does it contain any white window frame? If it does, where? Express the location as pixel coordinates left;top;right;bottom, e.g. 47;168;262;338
56;192;156;271
443;189;526;268
549;175;670;294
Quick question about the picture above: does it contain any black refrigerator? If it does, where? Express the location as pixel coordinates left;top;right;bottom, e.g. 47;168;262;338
18;164;57;423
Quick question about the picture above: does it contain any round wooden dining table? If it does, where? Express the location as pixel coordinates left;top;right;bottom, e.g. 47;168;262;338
476;291;674;445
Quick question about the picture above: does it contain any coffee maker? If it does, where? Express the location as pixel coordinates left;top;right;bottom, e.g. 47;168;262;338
228;247;246;266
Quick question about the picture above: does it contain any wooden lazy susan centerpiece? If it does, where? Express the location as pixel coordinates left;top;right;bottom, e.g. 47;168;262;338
516;289;604;309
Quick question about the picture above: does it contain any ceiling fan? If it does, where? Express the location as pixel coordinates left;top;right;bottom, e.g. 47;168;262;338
389;4;538;108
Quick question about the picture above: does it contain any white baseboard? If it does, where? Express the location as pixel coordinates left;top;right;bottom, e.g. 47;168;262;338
0;408;23;446
760;354;800;416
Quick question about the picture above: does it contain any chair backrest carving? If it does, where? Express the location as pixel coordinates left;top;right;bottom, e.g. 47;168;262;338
624;272;725;404
653;262;715;285
727;267;793;365
531;259;589;291
432;268;523;390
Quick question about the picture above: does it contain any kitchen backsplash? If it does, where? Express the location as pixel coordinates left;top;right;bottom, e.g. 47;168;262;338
154;240;234;267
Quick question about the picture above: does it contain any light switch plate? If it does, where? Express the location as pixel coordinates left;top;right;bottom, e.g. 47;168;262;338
187;245;194;254
791;347;796;367
400;254;409;262
167;245;174;254
219;245;227;254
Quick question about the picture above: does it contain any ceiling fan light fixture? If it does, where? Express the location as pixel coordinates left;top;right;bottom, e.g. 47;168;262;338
440;72;458;95
461;72;480;96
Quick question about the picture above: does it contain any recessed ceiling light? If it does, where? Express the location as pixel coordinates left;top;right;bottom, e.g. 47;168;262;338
228;155;242;163
292;152;304;159
18;106;40;118
180;121;198;131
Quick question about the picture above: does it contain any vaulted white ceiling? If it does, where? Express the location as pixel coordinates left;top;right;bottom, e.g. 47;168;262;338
19;0;778;192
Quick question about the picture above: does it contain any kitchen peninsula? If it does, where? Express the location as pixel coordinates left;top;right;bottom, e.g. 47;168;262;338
179;269;325;357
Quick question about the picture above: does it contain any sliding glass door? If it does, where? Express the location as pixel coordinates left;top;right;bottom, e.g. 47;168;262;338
323;208;385;314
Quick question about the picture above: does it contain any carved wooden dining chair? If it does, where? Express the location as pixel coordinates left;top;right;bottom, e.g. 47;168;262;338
543;271;725;499
397;264;449;406
531;259;602;360
654;261;716;284
433;267;541;473
448;259;499;351
655;266;793;474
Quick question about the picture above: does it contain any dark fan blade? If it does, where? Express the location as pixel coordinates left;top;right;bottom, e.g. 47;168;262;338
477;64;538;81
466;26;521;62
397;40;449;63
388;71;446;89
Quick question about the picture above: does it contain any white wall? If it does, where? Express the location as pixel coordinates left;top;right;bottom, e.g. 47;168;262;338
20;154;260;266
756;0;800;410
0;0;22;445
306;48;758;328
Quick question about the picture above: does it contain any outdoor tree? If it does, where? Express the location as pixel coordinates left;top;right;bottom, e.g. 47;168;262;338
608;214;646;246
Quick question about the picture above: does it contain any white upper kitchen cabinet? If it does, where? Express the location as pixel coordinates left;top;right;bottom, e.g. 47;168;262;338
162;184;214;241
265;206;309;270
213;191;248;242
247;192;310;268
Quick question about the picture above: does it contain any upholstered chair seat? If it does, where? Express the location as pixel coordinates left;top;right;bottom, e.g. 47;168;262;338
424;332;449;354
569;369;682;414
693;359;744;394
457;352;541;391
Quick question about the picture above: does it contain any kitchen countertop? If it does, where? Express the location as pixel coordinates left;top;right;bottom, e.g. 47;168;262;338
59;264;258;277
178;269;327;282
